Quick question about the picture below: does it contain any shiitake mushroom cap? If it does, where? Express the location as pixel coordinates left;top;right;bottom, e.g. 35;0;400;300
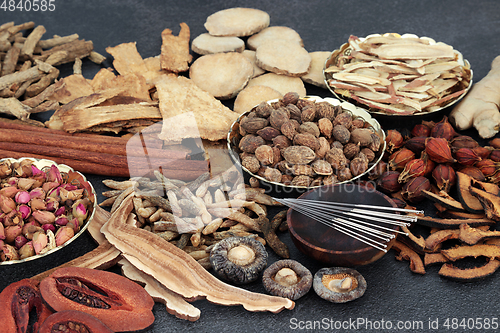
262;259;312;300
313;267;366;303
210;236;268;284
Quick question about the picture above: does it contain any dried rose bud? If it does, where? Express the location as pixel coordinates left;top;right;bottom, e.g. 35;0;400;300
17;178;36;191
475;159;499;177
42;181;59;194
30;198;47;211
62;183;79;191
1;243;19;261
14;235;28;249
398;159;426;183
385;129;404;153
55;226;74;247
48;164;63;183
0;223;4;240
55;216;69;226
454;148;481;166
411;124;431;137
4;225;22;244
55;206;66;216
401;176;431;203
0;161;12;178
18;241;35;259
459;166;486;181
376;171;403;193
29;187;45;200
32;210;56;225
45;198;59;212
46;186;61;200
388;148;415;171
31;164;44;176
72;203;88;225
0;186;19;198
67;218;80;234
32;231;48;254
404;136;427;154
7;177;18;186
18;205;31;220
432;164;456;192
430;116;458;141
425;137;456;164
14;191;30;204
42;224;56;233
0;195;16;213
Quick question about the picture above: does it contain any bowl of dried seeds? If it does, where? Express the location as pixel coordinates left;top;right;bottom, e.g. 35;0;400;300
0;157;96;265
323;33;472;117
227;93;386;191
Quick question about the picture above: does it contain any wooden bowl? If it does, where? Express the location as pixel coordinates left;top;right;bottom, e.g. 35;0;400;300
287;182;399;267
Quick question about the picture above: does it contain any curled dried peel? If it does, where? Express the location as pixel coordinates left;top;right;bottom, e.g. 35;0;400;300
100;193;294;313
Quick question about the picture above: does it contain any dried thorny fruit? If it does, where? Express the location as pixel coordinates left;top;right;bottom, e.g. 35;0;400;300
430;116;458;141
401;176;431;203
454;148;482;166
376;171;402;193
385;129;404;153
432;164;457;192
425;137;456;164
388;148;415;171
398;159;426;183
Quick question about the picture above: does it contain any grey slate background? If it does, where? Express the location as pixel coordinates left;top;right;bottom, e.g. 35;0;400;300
2;1;500;332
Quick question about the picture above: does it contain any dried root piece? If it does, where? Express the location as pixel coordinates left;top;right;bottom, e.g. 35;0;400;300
204;8;270;37
246;72;306;97
424;253;449;266
441;244;500;261
257;216;290;258
391;240;425;274
233;85;282;115
438;259;500;281
255;40;311;77
191;33;244;55
301;51;331;88
425;229;459;252
459;223;500;245
469;186;500;221
160;22;192;73
416;215;495;229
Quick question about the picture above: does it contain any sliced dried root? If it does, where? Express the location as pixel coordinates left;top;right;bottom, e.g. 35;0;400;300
391;240;425;274
438;259;500;281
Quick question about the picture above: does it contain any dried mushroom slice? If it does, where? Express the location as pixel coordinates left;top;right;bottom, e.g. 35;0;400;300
262;260;312;300
234;85;283;115
191;33;245;55
246;72;307;97
189;52;254;100
301;51;331;88
255;40;312;77
210;236;268;284
247;26;304;50
313;267;367;303
204;8;270;37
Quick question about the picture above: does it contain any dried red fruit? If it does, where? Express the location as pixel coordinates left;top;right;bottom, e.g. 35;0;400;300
489;138;500;149
411;124;431;137
0;278;53;333
420;151;436;177
473;146;492;160
475;159;500;177
376;171;403;193
38;310;114;333
388;148;415;171
425;137;456;164
490;149;500;162
458;166;486;181
398;159;426;183
401;176;431;203
430;116;458;141
404;136;427;154
385;129;404;153
39;267;155;332
432;164;457;192
454;148;482;166
368;160;388;180
450;135;479;150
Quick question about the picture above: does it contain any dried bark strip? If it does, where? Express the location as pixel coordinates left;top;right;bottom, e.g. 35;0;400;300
392;240;426;274
425;229;459;252
438;259;500;281
424;253;449;266
459;223;500;245
39;39;93;66
441;244;500;261
416;214;496;228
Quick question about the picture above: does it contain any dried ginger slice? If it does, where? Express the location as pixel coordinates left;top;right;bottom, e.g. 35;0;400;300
247;26;303;50
204;7;270;37
160;23;192;73
155;75;238;142
301;51;331;88
191;33;244;55
255;40;311;77
233;85;282;114
189;52;253;99
246;72;306;97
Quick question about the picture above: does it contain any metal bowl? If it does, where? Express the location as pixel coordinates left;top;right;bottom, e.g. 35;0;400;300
323;33;473;117
287;183;399;266
227;95;386;191
0;157;96;265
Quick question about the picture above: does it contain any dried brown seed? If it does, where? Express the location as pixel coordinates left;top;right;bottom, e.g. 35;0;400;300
257;126;281;141
288;164;314;177
269;108;290;130
301;106;316;123
349;128;373;147
298;122;320;138
254;101;273;118
293;133;319;151
334;112;352;129
350;154;369;177
282;146;316;164
343;143;360;160
264;168;282;183
239;134;265;153
240;117;269;133
360;147;375;162
316;137;330;159
281;120;298;140
272;135;292;151
325;148;348;170
323;174;338;185
285;104;302;122
315;102;337;121
337;168;352;182
332;125;350;144
291;175;312;187
281;91;299;105
351;118;365;130
241;156;261;174
311;160;333;176
296;98;314;110
255;145;274;166
318;118;333;138
331;141;344;149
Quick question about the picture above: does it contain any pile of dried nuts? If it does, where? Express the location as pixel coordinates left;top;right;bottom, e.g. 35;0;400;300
0;159;94;261
234;92;383;187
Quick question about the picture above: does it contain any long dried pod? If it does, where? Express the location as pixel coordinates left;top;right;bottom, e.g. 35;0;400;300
100;193;295;313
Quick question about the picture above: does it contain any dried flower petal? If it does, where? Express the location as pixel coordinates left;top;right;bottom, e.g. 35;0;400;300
15;191;30;204
18;204;31;219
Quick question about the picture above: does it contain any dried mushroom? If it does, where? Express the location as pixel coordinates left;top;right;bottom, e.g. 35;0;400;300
313;267;366;303
210;236;268;284
262;260;312;300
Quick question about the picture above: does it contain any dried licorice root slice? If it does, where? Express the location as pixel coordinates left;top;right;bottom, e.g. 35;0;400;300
438;259;500;281
38;310;114;333
39;267;155;332
0;278;53;333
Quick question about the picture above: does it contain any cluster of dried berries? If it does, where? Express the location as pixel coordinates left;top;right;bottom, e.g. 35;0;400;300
0;159;93;262
235;92;383;187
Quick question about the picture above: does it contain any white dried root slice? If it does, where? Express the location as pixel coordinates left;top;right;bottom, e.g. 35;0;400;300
191;33;245;55
189;52;253;99
255;40;311;77
119;258;201;322
234;85;282;114
242;50;266;78
246;72;306;97
368;42;455;60
204;7;270;37
247;26;303;50
301;51;334;88
101;194;294;313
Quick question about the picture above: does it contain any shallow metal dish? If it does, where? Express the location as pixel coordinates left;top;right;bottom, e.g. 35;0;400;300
0;157;96;265
323;33;473;117
227;95;386;191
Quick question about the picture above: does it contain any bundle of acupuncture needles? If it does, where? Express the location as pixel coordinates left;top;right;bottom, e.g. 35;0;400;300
273;197;424;252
